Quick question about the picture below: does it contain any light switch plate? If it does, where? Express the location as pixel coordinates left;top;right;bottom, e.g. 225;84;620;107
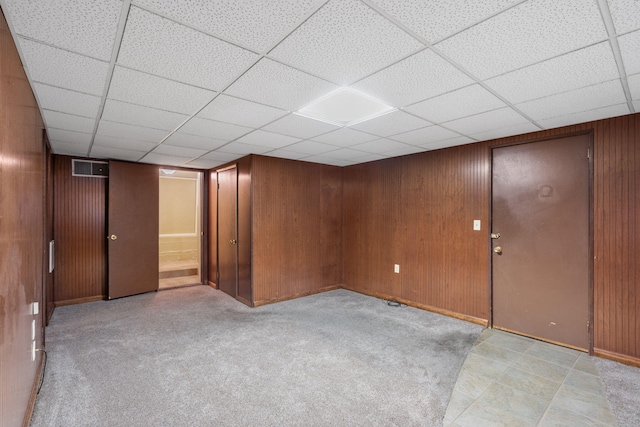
473;220;481;231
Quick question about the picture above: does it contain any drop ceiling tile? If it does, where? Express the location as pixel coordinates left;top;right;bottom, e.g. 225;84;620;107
269;0;424;84
350;153;389;164
379;144;426;157
405;84;507;124
184;158;226;170
96;120;169;143
3;0;121;60
102;100;188;131
43;110;96;134
609;0;640;34
198;95;287;128
261;114;339;139
619;29;640;75
225;58;338;111
262;150;309;161
436;0;608;79
108;66;215;114
516;80;627;121
33;83;101;118
142;153;194;167
419;136;474;151
388;125;461;145
234;130;302;149
443;107;531;135
117;7;259;90
50;140;90;156
90;145;146;161
163;133;227;151
324;147;371;161
135;0;319;52
629;73;640;100
311;128;379;147
470;122;540;142
180;117;253;141
350;110;430;137
633;101;640;111
153;144;207;158
47;128;93;145
93;134;157;152
352;49;474;107
350;138;412;155
486;42;620;104
18;39;109;95
373;0;519;43
216;142;272;155
538;104;631;129
304;156;353;167
280;140;339;155
201;151;242;163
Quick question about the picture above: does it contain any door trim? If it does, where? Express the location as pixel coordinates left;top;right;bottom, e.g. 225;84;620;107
488;131;595;353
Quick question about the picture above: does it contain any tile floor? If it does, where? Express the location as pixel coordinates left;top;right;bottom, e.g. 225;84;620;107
445;329;618;427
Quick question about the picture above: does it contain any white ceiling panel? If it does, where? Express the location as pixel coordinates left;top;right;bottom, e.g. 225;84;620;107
371;0;519;43
43;110;96;134
389;125;462;145
234;130;302;149
224;58;338;111
325;147;386;162
538;103;631;129
101;100;188;131
262;150;310;161
216;142;272;156
152;144;207;158
485;42;620;105
303;155;352;167
618;29;640;75
117;7;259;90
91;145;147;161
516;80;627;121
261;114;339;139
47;128;93;145
376;143;426;157
311;128;379;147
134;0;320;53
351;138;413;155
198;95;287;128
180;117;253;141
436;0;608;80
18;39;109;95
469;122;540;142
96;120;169;143
184;158;227;170
279;140;339;156
443;107;532;135
92;134;157;152
405;84;507;124
33;83;101;118
352;49;475;107
107;66;215;114
49;140;90;156
269;0;424;84
350;110;430;137
419;136;475;150
163;132;227;151
3;0;121;60
629;73;640;100
609;0;640;34
201;151;242;163
142;153;194;166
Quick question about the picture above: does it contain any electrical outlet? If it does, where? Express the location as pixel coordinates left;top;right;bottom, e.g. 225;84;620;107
394;264;400;274
473;220;481;231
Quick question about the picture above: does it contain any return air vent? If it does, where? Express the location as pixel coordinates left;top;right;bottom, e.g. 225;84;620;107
72;159;109;178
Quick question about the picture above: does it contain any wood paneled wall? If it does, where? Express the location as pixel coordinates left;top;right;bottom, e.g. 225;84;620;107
207;171;218;287
251;156;342;305
237;156;253;303
0;10;47;426
53;156;107;304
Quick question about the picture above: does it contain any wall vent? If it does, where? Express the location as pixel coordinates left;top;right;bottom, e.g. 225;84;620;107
72;159;109;178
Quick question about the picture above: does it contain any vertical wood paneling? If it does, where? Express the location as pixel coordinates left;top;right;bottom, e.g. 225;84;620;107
44;138;54;324
53;156;106;304
252;156;342;304
0;10;46;426
207;171;217;286
237;156;253;303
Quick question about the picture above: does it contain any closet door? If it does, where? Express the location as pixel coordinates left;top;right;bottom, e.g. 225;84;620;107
217;166;238;298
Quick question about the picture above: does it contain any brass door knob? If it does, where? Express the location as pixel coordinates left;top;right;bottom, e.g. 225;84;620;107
230;239;237;244
493;246;502;254
110;234;117;240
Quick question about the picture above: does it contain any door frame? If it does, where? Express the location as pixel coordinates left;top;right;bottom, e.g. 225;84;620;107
488;131;595;354
216;164;239;298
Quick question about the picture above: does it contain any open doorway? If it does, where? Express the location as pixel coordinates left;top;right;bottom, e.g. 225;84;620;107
158;169;203;290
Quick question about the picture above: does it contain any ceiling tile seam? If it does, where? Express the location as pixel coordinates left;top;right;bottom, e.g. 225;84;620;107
27;81;103;99
101;97;197;118
41;107;97;121
15;34;111;63
112;64;220;93
595;0;635;114
386;124;481;145
260;55;351;87
86;0;133;158
45;126;93;135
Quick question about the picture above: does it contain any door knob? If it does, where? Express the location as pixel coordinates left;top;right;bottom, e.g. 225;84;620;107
230;239;237;244
110;234;118;240
493;246;502;254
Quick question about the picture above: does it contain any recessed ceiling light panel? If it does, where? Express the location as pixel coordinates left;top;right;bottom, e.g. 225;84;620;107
295;87;396;127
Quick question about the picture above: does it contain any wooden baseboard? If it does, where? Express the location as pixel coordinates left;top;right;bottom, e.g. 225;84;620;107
594;348;640;368
55;295;105;307
341;286;489;327
253;285;340;307
22;349;45;427
207;281;218;289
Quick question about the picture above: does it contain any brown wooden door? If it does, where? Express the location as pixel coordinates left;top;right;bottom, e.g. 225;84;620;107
217;167;238;297
492;135;590;349
108;161;159;299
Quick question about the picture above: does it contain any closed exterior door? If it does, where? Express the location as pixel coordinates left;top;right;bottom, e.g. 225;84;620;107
217;167;238;297
492;135;591;350
108;161;159;299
